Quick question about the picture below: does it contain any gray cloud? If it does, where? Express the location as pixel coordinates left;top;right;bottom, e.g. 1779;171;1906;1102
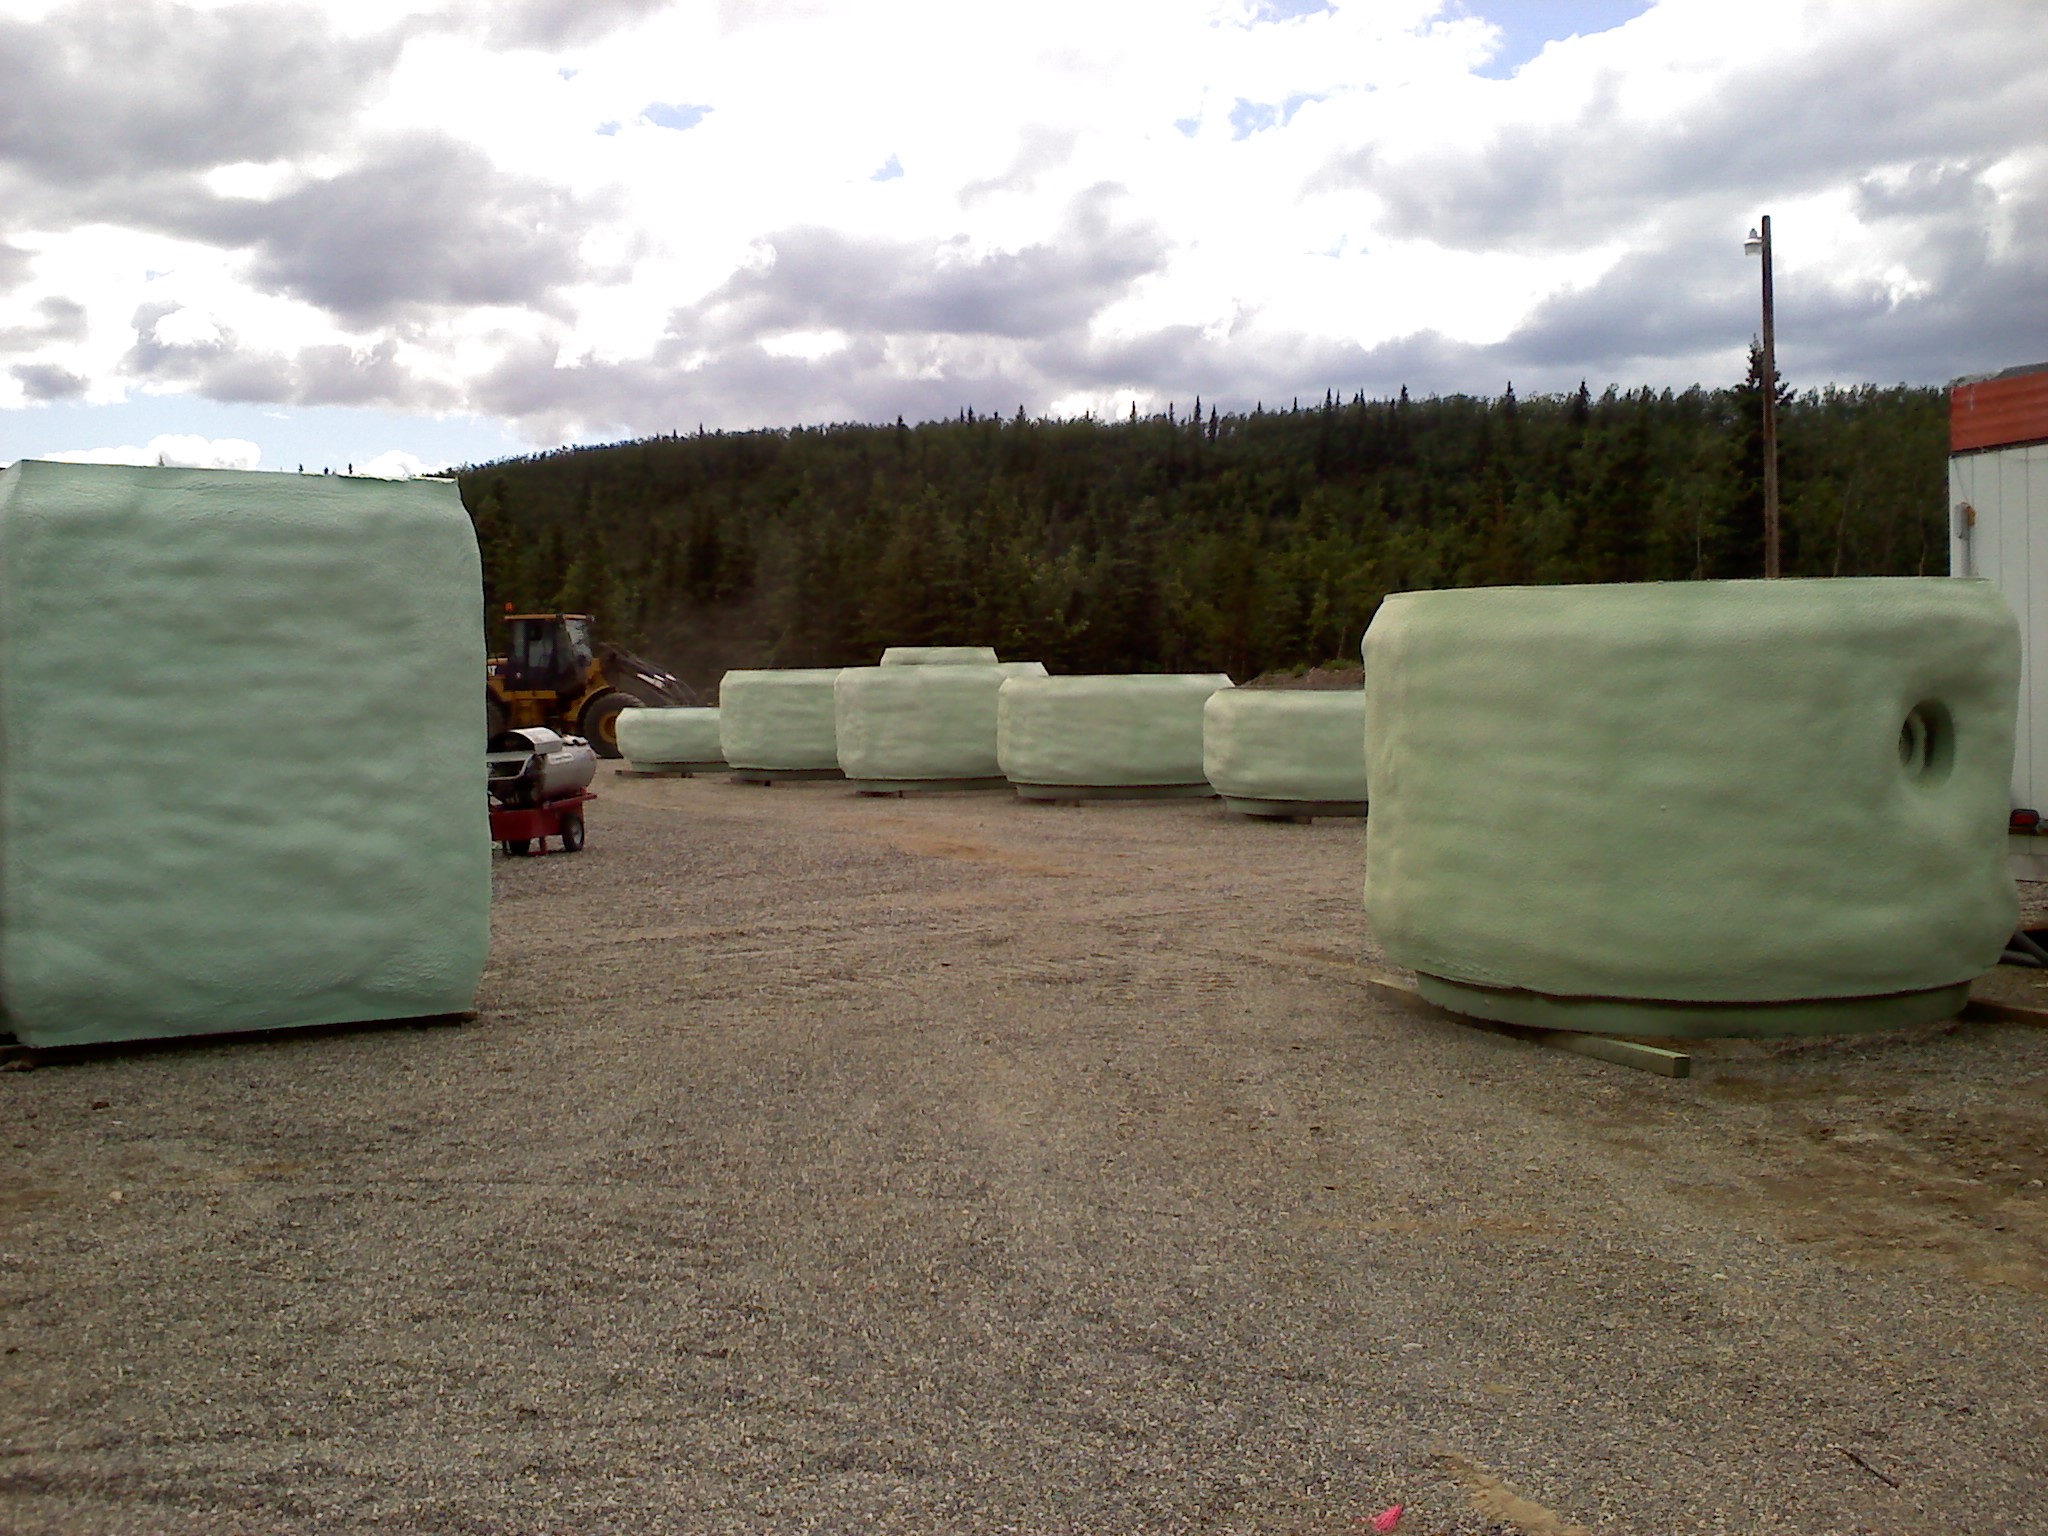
448;255;1632;443
1321;9;2047;252
0;296;90;356
120;167;2037;446
292;340;425;406
440;0;671;48
124;299;216;374
708;1;835;36
470;330;1048;445
464;275;1405;444
959;127;1078;204
1026;323;1226;394
11;362;89;401
488;164;2045;441
3;0;2028;445
17;127;602;326
123;301;457;412
0;1;400;184
465;312;1470;447
171;134;600;325
1853;158;1994;224
1333;172;2048;400
197;350;299;404
401;1;2042;432
1024;320;1401;414
1787;179;2048;385
1474;160;2048;391
684;184;1169;344
1500;246;1754;376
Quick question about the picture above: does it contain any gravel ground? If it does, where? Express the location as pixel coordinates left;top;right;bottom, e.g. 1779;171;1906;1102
5;763;2048;1535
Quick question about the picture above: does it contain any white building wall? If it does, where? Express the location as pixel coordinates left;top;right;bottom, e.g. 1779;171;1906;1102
1955;443;2048;876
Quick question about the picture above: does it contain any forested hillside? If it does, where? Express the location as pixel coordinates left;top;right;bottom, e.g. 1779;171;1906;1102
456;354;1947;689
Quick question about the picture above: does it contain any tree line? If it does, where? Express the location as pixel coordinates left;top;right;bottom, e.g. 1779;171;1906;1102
456;351;1948;689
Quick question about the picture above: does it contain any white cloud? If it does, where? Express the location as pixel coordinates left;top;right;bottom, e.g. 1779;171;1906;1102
151;307;226;348
353;447;434;478
0;0;2043;464
760;329;851;362
40;433;263;470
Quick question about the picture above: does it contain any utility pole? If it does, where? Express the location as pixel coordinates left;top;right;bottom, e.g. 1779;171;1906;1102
1744;216;1780;577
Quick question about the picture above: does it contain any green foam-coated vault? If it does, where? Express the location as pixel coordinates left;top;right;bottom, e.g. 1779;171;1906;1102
1203;688;1368;813
1362;579;2019;1035
618;706;723;767
998;674;1234;793
879;646;1001;666
837;663;1047;786
718;669;844;773
0;462;489;1048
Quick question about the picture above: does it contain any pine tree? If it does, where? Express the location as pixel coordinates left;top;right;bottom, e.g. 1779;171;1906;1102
1712;340;1796;578
454;375;1946;679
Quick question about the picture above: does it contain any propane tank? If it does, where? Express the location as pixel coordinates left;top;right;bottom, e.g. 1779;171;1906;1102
486;727;598;807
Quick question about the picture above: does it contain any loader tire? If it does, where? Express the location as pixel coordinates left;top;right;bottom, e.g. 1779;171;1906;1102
579;691;633;759
486;694;509;740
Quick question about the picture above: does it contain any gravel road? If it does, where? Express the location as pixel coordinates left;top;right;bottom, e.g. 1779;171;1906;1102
5;763;2048;1534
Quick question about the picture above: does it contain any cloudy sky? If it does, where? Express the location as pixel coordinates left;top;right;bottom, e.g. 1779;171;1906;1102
0;0;2043;475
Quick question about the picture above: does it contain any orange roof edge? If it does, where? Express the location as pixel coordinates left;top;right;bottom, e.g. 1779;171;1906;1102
1952;362;2048;453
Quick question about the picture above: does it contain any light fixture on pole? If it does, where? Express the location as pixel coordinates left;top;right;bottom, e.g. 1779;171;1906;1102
1744;216;1780;578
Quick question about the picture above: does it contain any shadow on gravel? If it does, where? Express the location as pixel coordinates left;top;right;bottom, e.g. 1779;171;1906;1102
0;1012;472;1071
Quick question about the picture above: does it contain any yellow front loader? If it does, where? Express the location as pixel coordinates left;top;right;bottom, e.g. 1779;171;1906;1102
484;613;698;759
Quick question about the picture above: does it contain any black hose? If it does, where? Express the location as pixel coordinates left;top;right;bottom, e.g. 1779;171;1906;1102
2001;928;2048;967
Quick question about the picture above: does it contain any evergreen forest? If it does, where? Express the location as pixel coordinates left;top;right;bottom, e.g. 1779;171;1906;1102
456;351;1949;689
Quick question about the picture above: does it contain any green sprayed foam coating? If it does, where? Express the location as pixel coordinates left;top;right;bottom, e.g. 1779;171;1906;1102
1203;688;1368;806
1415;974;1972;1039
879;646;1000;666
836;663;1047;782
998;674;1235;788
718;669;844;772
618;706;723;767
0;461;489;1048
1363;579;2019;1022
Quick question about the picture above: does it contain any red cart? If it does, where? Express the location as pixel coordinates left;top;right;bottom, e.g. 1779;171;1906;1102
490;789;595;857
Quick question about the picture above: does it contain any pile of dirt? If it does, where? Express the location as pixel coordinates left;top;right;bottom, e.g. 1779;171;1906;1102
1243;663;1365;689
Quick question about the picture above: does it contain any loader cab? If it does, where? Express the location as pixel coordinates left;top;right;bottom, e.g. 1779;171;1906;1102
504;614;596;697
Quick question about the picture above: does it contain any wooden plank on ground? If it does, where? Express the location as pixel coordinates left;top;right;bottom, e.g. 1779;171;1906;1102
1366;973;1691;1078
1963;995;2048;1027
1529;1031;1691;1078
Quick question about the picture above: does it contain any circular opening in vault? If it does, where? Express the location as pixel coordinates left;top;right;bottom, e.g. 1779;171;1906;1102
1898;699;1955;787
